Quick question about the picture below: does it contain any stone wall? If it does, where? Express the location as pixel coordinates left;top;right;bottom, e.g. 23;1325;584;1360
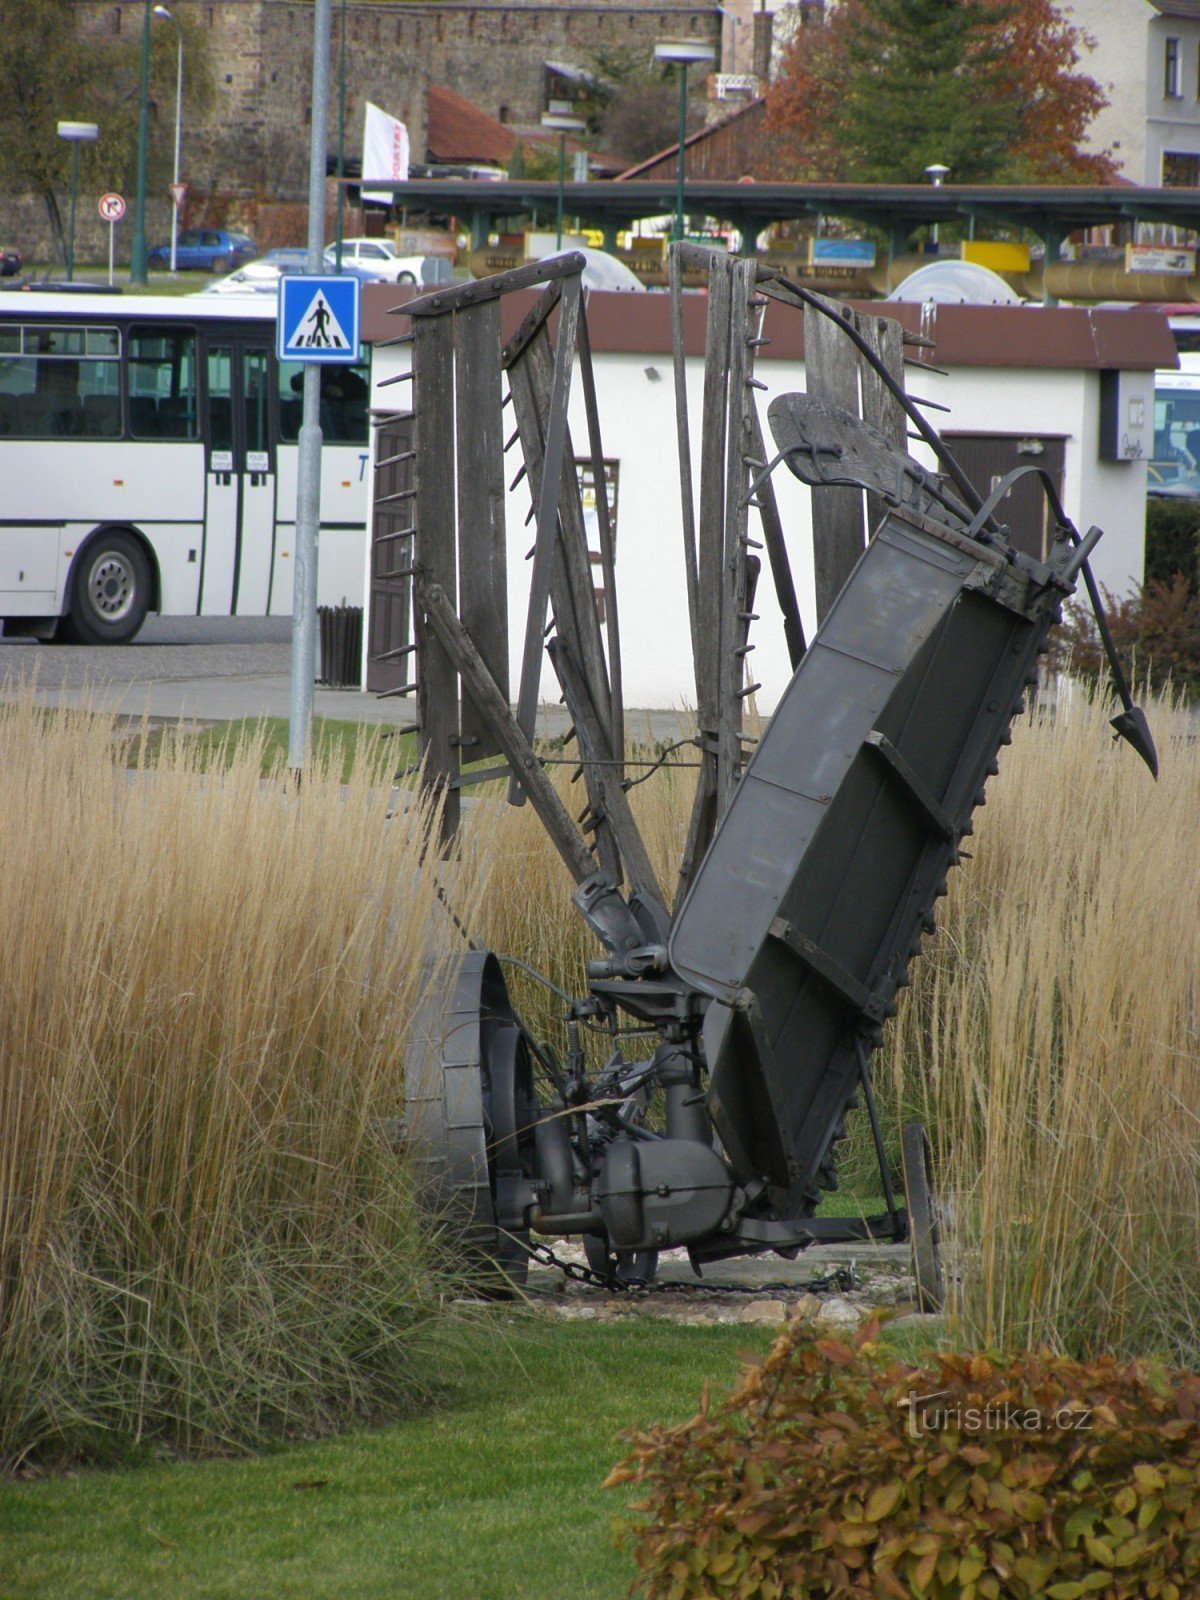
4;0;722;262
81;0;721;206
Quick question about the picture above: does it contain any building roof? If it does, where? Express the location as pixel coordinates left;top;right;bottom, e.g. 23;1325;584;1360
426;85;517;167
362;282;1178;372
1149;1;1200;18
615;99;768;182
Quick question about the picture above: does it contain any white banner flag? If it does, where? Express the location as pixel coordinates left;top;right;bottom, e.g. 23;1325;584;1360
362;102;410;203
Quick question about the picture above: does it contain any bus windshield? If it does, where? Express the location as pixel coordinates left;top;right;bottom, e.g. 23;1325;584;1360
1151;375;1200;496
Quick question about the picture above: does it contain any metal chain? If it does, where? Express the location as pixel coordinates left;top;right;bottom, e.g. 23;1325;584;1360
519;1235;861;1298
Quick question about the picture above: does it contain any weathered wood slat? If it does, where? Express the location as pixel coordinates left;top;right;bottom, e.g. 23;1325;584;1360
675;251;733;907
748;404;805;670
695;255;732;725
501;278;564;371
548;637;666;916
546;639;624;889
508;305;612;754
367;414;415;695
716;257;759;816
858;312;907;538
669;246;701;669
803;291;866;624
419;582;597;885
455;299;508;762
406;251;585;319
510;274;583;774
413;315;460;841
575;307;625;767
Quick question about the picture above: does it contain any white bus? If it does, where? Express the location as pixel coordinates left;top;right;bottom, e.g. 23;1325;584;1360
0;291;370;642
1148;308;1200;498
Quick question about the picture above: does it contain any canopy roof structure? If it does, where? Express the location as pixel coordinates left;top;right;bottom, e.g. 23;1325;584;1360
364;177;1200;252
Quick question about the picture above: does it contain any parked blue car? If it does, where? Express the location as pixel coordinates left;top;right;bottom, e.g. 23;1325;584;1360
147;229;256;273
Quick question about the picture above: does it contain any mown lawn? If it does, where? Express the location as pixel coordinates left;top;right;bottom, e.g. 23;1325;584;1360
119;714;417;782
2;1318;773;1600
1;1309;946;1600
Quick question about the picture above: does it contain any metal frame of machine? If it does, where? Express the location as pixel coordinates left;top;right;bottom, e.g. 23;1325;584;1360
378;245;1156;1296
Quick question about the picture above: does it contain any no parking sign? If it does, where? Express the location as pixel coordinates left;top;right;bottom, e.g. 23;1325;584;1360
98;193;126;285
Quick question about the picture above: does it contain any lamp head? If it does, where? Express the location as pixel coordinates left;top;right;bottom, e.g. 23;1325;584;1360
56;121;100;143
654;39;717;66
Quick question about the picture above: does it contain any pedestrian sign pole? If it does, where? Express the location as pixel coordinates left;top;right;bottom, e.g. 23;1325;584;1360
288;0;336;774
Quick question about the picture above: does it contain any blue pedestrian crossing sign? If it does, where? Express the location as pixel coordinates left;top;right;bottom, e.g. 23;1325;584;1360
277;274;361;364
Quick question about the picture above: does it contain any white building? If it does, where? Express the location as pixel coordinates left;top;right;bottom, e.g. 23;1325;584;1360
1066;0;1200;185
364;288;1173;711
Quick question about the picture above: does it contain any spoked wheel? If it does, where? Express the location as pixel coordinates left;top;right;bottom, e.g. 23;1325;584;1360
900;1121;944;1313
404;951;538;1293
583;1234;659;1288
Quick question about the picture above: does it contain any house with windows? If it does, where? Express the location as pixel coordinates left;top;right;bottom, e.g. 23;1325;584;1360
1066;0;1200;184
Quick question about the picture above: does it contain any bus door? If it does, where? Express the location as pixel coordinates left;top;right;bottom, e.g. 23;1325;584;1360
201;336;277;614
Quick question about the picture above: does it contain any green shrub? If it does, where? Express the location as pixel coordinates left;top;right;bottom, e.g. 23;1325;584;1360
1146;496;1200;594
611;1319;1200;1599
1046;573;1200;697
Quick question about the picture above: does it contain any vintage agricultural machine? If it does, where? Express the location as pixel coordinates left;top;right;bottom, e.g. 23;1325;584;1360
373;245;1156;1303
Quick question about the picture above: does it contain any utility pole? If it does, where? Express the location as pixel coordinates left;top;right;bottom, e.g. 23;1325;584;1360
289;0;334;770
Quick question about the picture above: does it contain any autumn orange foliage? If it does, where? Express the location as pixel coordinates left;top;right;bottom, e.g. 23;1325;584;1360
764;0;1118;186
612;1318;1200;1599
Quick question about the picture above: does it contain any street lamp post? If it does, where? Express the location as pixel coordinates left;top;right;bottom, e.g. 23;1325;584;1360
153;6;184;274
924;162;950;250
653;39;715;244
540;110;586;250
57;121;100;282
131;0;152;284
334;0;347;271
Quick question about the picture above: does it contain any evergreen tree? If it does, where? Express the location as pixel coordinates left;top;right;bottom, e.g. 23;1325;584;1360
765;0;1115;185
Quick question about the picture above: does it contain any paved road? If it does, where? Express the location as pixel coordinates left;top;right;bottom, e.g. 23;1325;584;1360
0;616;395;725
0;617;693;737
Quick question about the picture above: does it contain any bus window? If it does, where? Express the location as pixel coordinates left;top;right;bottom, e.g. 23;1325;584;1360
207;348;234;453
129;329;198;439
243;348;270;456
277;352;370;445
0;322;120;438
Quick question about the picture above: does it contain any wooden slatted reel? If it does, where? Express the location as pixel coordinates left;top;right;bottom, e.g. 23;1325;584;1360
667;248;923;901
370;253;662;912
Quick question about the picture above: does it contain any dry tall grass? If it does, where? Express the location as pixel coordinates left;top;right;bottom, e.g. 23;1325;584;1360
0;699;476;1467
3;679;1195;1467
883;688;1200;1362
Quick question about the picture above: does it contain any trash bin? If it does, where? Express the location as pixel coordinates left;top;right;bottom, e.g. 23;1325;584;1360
316;604;363;688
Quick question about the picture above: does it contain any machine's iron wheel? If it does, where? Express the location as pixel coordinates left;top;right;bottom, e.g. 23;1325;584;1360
403;951;538;1293
900;1121;944;1313
582;1234;659;1288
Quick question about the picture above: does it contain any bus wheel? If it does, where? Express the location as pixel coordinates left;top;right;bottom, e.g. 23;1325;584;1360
62;532;151;645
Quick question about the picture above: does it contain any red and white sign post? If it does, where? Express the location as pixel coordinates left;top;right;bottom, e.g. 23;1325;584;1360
98;192;126;286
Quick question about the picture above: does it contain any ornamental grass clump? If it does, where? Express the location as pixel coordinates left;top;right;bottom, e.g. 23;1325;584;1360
611;1318;1200;1600
0;697;481;1469
881;684;1200;1363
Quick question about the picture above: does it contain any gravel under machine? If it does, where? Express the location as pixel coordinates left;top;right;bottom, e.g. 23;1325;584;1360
376;245;1157;1303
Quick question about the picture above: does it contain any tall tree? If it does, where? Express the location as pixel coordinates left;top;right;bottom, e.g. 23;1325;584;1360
765;0;1116;185
0;0;211;266
582;47;708;168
